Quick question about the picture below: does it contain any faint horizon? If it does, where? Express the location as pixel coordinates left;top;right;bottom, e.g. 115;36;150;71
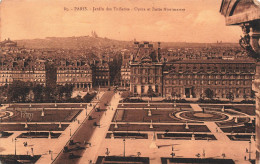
10;35;240;44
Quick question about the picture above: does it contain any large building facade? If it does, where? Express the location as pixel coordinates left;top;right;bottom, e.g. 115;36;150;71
57;60;92;89
121;60;130;87
0;59;46;86
128;42;256;99
130;42;164;96
92;61;110;87
163;60;255;98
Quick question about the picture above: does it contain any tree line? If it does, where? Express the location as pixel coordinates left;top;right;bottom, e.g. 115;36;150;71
0;80;96;103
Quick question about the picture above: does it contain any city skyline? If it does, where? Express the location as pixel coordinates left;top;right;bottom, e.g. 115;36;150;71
0;0;242;43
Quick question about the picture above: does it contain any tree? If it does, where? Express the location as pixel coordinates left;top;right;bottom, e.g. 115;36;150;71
55;85;65;101
32;84;44;102
226;92;234;102
147;86;155;100
43;86;53;102
7;80;30;102
204;88;214;99
64;84;74;100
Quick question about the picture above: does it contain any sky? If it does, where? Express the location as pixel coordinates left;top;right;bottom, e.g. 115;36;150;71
0;0;242;43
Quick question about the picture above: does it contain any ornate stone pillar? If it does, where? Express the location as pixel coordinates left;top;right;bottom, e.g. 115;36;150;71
253;63;260;161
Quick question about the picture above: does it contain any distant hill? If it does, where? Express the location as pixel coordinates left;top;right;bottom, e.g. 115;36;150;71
15;36;240;49
16;36;132;49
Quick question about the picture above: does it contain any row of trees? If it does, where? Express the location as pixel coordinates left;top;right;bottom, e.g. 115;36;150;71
168;88;255;102
0;80;75;103
203;88;255;102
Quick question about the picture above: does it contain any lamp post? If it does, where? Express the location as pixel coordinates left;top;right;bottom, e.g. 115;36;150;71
50;150;53;160
14;138;17;156
170;145;175;158
105;148;110;156
123;138;126;157
249;140;252;161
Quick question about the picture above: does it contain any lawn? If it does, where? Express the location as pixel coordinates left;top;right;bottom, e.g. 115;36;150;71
199;105;255;116
105;132;148;139
227;134;255;141
221;126;255;133
109;124;210;132
0;124;69;131
0;131;13;138
157;133;216;140
0;155;41;164
179;111;228;121
96;156;150;164
113;109;201;123
2;109;82;122
17;132;62;138
161;158;235;164
216;117;250;127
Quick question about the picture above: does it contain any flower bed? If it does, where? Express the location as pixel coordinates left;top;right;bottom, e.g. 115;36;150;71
161;157;235;164
109;124;210;132
17;132;61;138
157;133;216;140
227;134;255;141
221;126;255;133
105;132;148;139
0;155;41;164
3;109;82;122
113;109;200;123
0;131;13;138
96;156;149;164
0;124;69;131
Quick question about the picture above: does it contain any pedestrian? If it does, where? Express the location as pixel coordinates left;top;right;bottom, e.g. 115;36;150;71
216;128;218;133
246;148;248;153
89;142;91;147
244;156;247;160
84;140;86;145
78;120;80;124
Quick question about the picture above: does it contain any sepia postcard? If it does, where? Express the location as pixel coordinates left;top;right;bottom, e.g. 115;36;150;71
0;0;260;164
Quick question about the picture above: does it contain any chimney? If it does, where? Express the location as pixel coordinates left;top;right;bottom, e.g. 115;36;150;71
158;42;161;61
134;41;139;48
144;41;149;48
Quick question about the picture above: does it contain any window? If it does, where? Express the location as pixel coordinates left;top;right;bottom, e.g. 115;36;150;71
141;86;144;94
134;86;137;93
